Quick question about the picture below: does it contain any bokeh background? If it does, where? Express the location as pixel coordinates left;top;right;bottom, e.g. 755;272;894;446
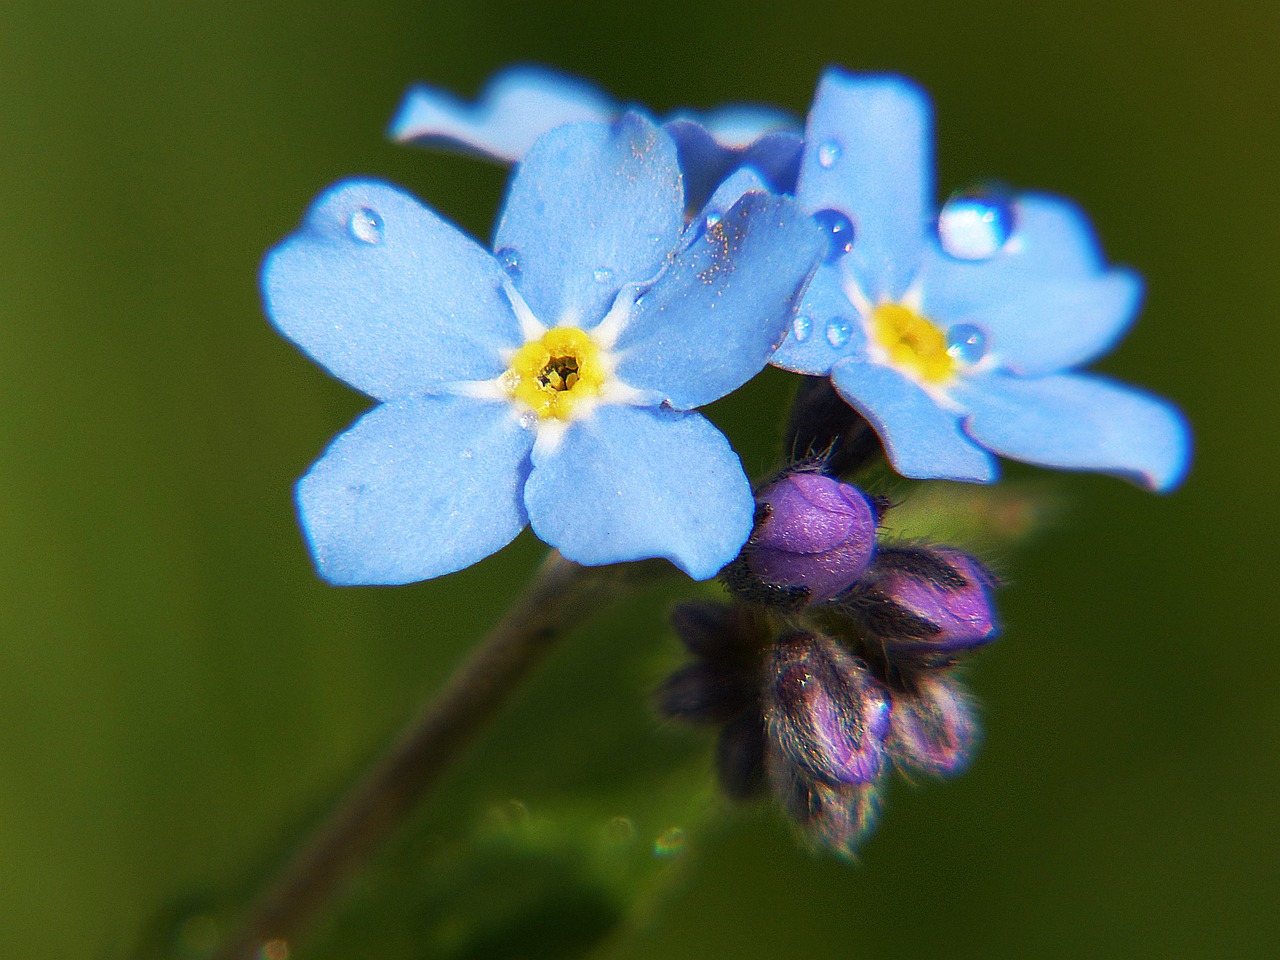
3;0;1276;957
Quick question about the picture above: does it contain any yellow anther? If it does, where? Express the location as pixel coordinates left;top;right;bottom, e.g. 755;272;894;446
871;302;956;385
506;327;607;420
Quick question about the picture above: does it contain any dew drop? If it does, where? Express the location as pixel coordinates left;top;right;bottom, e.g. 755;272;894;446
791;314;813;342
704;211;723;230
348;207;383;244
938;188;1014;260
817;140;842;169
826;317;853;348
811;208;856;262
593;266;614;284
496;246;522;279
518;411;538;431
946;323;988;363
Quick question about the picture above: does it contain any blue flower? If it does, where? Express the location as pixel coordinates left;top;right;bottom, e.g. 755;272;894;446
263;115;822;585
771;69;1190;491
390;65;805;213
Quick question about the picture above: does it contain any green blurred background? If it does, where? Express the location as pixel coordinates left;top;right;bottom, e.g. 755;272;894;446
2;0;1276;957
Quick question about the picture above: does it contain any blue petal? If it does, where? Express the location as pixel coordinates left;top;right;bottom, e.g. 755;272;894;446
297;396;534;585
263;180;521;402
797;70;932;301
613;192;823;409
700;167;772;217
494;114;684;328
955;372;1191;491
829;359;997;482
389;66;616;163
988;192;1108;277
682;103;799;149
769;265;868;376
524;405;754;579
921;257;1143;376
664;119;804;211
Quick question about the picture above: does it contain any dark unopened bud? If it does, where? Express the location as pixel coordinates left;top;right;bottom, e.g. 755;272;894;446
765;632;891;786
668;600;763;665
888;673;979;777
850;546;999;663
717;708;767;800
784;375;885;477
656;662;757;724
738;473;878;605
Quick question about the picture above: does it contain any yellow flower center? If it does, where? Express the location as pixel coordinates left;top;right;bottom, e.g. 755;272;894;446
506;327;607;420
871;302;957;385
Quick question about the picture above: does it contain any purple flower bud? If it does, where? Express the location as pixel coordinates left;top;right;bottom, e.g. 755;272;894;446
742;473;878;604
764;632;891;786
768;751;883;858
888;673;980;777
851;546;999;663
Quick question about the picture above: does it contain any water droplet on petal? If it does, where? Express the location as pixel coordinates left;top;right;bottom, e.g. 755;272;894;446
348;207;383;244
791;314;813;342
946;323;988;363
519;411;538;431
938;189;1014;260
826;317;853;348
817;140;842;169
704;212;723;230
811;209;856;263
496;246;522;279
593;266;614;284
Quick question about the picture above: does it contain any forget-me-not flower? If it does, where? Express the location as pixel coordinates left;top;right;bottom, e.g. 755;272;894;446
263;114;822;585
390;65;805;212
771;69;1190;490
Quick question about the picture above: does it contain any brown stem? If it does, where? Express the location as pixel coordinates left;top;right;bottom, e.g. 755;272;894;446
213;551;652;960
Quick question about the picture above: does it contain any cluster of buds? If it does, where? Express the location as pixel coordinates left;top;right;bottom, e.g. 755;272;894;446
660;451;999;858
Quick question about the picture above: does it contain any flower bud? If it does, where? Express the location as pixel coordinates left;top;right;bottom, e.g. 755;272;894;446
735;473;878;605
888;673;979;777
655;662;756;724
668;600;762;666
764;632;891;786
850;546;999;664
716;707;767;800
768;752;883;859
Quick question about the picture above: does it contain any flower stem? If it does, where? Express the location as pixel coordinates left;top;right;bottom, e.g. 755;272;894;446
212;551;654;960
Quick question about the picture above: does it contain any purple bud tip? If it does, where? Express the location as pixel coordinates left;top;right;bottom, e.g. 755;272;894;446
768;754;883;858
888;673;980;777
856;547;999;660
765;632;891;786
748;474;878;603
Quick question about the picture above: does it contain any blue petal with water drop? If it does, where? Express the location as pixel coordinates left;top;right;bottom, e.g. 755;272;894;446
389;66;616;163
955;372;1190;492
829;359;997;483
613;192;823;410
262;179;522;402
770;266;869;376
937;189;1015;260
494;114;684;328
297;396;534;585
796;70;932;302
921;258;1143;376
524;405;754;580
